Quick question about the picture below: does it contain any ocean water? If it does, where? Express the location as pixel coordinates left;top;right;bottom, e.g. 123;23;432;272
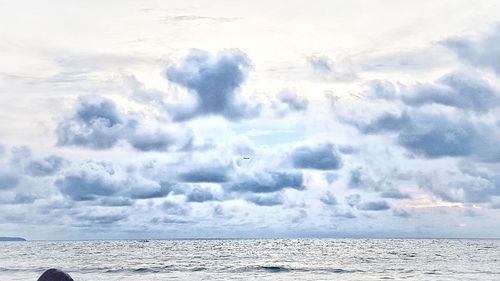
0;239;499;281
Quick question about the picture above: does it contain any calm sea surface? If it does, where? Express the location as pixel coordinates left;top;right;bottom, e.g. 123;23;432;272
1;239;499;280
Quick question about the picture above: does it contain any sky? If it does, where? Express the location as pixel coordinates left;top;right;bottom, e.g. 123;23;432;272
1;0;500;240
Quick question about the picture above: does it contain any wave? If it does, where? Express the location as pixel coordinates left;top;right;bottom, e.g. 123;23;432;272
233;265;364;274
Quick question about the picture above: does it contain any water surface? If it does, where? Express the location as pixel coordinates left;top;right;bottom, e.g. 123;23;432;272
1;239;499;280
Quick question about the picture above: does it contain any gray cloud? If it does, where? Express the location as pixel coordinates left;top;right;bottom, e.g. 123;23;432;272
57;96;190;151
320;191;337;206
291;143;342;170
246;193;284;206
380;188;411;199
359;111;411;134
227;171;304;193
56;161;172;202
186;187;216;203
325;172;340;184
308;55;357;81
128;180;173;200
75;213;127;225
358;110;500;160
401;71;500;112
277;91;308;112
127;128;177;152
393;208;412;218
166;50;259;121
25;156;66;177
55;161;119;201
345;194;361;207
56;96;124;149
417;169;500;204
366;80;397;100
397;116;479;158
179;166;231;183
357;200;390;211
0;173;19;190
348;167;378;190
443;25;500;75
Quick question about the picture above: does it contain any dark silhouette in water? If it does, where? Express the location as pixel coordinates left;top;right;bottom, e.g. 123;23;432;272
37;269;73;281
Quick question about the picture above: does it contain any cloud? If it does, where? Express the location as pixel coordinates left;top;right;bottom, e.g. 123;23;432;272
56;96;124;149
443;25;500;75
359;111;412;134
126;128;177;152
396;115;479;158
0;173;19;190
56;161;172;202
25;155;66;177
345;194;361;207
333;209;356;219
178;166;231;183
76;213;127;225
308;55;357;81
186;187;216;202
366;80;397;100
380;188;411;199
276;90;308;112
227;171;304;193
320;191;337;205
166;49;259;121
246;193;284;206
55;161;119;201
416;169;500;204
127;179;172;200
348;167;378;190
325;172;340;184
393;208;411;218
56;96;191;151
357;200;390;211
401;71;500;112
357;69;500;160
291;143;342;170
357;110;500;160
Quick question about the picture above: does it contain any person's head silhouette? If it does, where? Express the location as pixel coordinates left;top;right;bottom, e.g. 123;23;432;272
37;268;73;281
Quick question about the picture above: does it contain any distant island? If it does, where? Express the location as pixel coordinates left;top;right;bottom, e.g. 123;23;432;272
0;237;26;241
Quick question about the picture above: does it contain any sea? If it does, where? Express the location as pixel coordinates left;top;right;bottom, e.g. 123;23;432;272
1;239;499;280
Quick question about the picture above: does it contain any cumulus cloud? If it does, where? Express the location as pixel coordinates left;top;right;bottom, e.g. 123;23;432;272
366;80;397;100
345;194;361;207
380;188;411;199
76;212;127;226
291;143;342;170
396;115;482;158
186;187;216;203
357;200;390;211
401;71;500;112
0;173;19;190
417;169;500;204
166;49;259;121
358;110;500;160
56;96;191;151
276;90;308;112
348;167;378;190
443;25;500;75
56;96;124;149
320;191;337;205
25;156;66;177
246;193;284;206
55;161;119;201
178;165;232;183
393;208;411;218
227;171;304;193
56;161;172;202
308;55;357;81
